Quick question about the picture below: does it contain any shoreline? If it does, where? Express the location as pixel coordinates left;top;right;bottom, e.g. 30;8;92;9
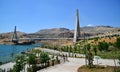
0;44;41;64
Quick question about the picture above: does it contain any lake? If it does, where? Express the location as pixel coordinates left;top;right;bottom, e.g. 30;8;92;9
0;44;41;64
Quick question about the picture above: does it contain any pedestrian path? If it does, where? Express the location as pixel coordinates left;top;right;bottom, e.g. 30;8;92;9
37;58;120;72
0;62;15;71
0;57;119;72
37;58;85;72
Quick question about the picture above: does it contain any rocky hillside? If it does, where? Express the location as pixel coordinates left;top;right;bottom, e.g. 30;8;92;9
0;31;26;44
36;28;70;34
80;26;120;35
27;28;73;38
26;26;120;38
0;26;120;39
0;31;26;39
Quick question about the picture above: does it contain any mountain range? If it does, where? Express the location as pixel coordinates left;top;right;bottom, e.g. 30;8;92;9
0;26;120;39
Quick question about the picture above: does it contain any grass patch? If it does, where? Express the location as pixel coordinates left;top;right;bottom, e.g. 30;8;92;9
78;65;120;72
97;49;120;59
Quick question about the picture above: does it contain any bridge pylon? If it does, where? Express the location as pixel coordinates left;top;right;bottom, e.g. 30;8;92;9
73;9;80;43
12;26;19;43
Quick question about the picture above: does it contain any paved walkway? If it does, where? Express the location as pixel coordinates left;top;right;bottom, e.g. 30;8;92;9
0;58;119;72
0;62;15;71
37;58;85;72
37;58;120;72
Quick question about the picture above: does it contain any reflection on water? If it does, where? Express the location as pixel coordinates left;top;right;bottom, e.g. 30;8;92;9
0;44;41;64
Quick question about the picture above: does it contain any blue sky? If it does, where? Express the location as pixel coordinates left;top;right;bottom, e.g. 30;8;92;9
0;0;120;33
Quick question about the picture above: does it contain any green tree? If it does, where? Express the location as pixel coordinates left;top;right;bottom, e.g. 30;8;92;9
84;44;91;66
32;64;37;72
63;46;68;52
98;42;109;52
27;53;36;66
40;52;50;66
85;44;91;51
27;53;38;72
74;45;77;53
77;44;81;54
87;52;93;68
13;55;25;72
84;44;94;68
93;45;97;55
115;38;120;49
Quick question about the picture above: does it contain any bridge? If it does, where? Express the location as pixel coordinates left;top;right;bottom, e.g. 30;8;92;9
18;31;120;40
11;9;81;43
11;9;120;43
11;31;120;44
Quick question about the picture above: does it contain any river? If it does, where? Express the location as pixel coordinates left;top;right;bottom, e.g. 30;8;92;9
0;44;41;64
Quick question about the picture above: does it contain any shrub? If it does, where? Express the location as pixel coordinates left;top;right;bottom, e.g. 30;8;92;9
40;52;50;63
115;38;120;49
27;53;36;65
98;42;109;51
13;55;25;72
84;44;91;51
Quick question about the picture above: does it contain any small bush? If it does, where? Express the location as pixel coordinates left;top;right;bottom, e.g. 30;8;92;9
115;38;120;49
98;42;109;51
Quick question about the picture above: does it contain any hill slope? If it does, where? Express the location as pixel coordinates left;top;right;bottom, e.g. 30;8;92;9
0;26;120;39
80;26;119;34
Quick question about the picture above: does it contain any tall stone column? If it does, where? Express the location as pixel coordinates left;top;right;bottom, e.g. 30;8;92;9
73;9;80;43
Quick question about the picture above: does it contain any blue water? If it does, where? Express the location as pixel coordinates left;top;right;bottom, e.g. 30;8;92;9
0;44;41;63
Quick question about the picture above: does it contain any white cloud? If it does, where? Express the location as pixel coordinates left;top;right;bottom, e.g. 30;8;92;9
87;24;94;27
